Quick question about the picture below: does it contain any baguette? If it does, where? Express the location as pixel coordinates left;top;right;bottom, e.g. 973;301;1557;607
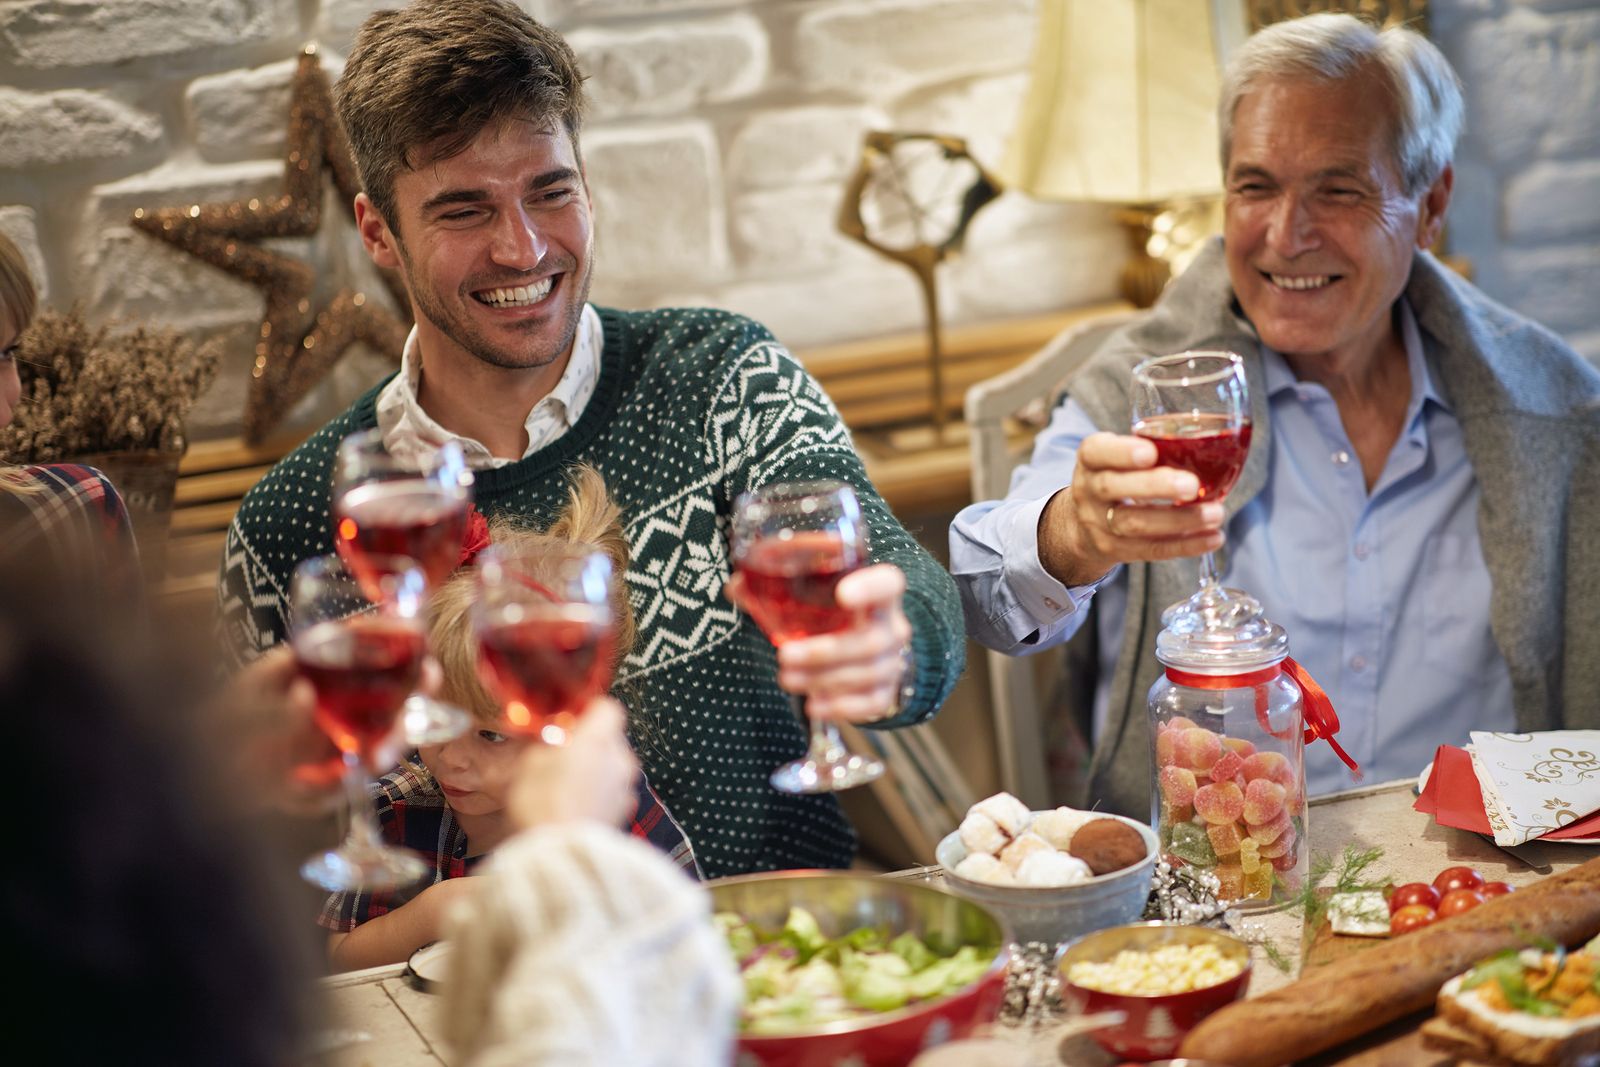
1178;856;1600;1067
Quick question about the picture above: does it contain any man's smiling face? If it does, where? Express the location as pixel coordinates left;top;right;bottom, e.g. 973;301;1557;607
376;116;594;375
1224;73;1445;365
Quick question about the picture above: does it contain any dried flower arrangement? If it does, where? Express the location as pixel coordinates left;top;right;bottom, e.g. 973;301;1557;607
0;307;220;464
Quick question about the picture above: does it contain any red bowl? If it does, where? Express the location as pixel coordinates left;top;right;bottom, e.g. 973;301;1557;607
708;870;1009;1067
1057;922;1251;1062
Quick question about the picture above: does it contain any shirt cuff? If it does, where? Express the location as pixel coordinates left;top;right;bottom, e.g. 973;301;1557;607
999;491;1119;629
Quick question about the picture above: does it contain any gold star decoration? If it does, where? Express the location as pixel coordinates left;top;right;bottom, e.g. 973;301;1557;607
132;45;412;444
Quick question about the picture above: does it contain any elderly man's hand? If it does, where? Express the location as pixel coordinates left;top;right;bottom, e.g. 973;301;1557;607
1038;432;1226;588
726;562;913;724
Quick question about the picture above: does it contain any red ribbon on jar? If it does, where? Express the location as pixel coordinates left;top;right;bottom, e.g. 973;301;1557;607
1164;658;1361;779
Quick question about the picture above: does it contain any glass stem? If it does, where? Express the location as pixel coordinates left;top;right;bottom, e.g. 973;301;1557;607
802;704;852;766
339;750;382;854
1198;547;1221;590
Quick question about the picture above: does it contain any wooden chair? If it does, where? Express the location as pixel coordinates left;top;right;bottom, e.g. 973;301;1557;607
963;308;1143;808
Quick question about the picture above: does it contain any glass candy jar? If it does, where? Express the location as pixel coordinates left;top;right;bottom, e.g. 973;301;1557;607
1148;597;1353;908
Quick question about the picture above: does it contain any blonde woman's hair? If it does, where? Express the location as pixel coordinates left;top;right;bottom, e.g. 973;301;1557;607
427;465;633;727
0;232;37;343
0;232;41;496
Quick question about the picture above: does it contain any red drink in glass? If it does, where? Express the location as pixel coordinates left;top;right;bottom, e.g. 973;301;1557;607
335;480;469;594
1133;413;1253;501
476;606;615;734
738;531;861;644
295;617;426;756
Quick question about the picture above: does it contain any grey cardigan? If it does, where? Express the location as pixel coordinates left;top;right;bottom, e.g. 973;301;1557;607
1065;239;1600;819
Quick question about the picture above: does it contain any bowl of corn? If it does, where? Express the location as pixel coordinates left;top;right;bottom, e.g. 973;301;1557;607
1055;921;1251;1061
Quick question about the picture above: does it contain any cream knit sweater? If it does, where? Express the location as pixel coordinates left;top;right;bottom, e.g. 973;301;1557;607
443;824;738;1066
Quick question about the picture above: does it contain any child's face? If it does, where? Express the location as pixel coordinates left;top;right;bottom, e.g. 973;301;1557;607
417;726;532;817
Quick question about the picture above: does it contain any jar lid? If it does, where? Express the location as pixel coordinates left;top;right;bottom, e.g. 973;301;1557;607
1155;586;1288;672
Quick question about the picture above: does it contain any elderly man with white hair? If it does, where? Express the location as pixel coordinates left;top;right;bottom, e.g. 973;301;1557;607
952;13;1600;818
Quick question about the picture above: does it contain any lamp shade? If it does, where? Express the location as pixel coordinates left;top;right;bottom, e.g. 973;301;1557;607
999;0;1231;204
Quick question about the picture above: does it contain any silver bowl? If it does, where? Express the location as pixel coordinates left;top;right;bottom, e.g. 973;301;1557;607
707;870;1009;1067
934;811;1158;945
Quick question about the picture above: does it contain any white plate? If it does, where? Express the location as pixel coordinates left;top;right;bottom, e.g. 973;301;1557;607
406;941;451;992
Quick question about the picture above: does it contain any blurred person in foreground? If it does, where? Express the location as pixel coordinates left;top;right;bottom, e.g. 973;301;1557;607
0;232;138;596
952;14;1600;816
217;0;965;877
1;559;314;1065
3;552;734;1065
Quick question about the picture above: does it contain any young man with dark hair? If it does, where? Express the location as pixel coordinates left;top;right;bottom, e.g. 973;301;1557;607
219;0;965;878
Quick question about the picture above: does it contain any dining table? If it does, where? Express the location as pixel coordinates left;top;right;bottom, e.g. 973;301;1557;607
311;779;1600;1066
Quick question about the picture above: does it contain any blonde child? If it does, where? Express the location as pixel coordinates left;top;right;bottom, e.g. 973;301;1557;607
321;467;696;970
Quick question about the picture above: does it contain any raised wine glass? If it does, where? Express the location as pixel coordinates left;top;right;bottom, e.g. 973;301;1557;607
292;553;430;891
333;427;473;745
1129;350;1254;633
731;479;886;794
472;543;618;745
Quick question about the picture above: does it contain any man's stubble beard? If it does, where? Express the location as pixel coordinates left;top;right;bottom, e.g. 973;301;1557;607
397;239;595;373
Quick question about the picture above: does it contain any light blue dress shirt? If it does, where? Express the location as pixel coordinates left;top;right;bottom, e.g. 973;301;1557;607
950;303;1516;796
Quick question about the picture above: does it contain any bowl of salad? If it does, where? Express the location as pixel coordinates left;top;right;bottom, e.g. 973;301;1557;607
708;870;1010;1067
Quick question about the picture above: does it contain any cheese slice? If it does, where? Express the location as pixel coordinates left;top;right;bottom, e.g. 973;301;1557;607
1328;891;1391;937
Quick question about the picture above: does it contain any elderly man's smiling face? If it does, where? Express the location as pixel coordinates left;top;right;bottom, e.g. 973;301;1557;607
1223;73;1450;367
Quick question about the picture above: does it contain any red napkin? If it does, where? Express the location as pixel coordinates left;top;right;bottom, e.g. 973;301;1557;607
1414;744;1600;840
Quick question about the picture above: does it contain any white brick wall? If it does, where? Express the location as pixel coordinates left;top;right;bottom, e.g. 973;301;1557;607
0;0;297;69
0;88;163;168
1435;0;1600;360
0;0;1594;443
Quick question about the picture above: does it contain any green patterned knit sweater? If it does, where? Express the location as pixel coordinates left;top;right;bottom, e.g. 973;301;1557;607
218;306;965;876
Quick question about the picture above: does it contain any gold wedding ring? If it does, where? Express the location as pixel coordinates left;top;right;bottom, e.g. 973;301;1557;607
1105;504;1119;535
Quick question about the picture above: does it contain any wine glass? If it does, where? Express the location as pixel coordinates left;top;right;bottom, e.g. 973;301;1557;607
292;553;430;891
731;480;886;794
472;543;618;745
1129;350;1253;632
333;427;473;745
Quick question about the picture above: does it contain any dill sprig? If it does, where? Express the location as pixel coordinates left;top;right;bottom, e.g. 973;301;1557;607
1261;939;1295;974
1288;844;1390;933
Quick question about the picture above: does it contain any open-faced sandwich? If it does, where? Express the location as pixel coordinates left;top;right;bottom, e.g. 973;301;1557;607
1422;935;1600;1065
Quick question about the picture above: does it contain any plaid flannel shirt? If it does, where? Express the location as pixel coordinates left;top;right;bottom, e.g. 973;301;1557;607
0;464;138;598
319;758;700;932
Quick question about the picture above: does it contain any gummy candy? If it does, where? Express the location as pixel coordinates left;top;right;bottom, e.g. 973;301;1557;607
1270;851;1299;874
1247;810;1292;845
1206;821;1242;857
1208;750;1244;783
1156;729;1180;768
1159;766;1198;808
1243;861;1274;900
1258;823;1298;860
1238;836;1261;874
1221;736;1257;759
1167;820;1217;867
1175;728;1223;772
1162;716;1200;732
1242;778;1288;826
1194;780;1244;825
1214;863;1245;901
1243;751;1296;790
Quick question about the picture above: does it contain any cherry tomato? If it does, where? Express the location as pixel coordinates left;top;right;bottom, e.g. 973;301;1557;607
1390;904;1437;935
1437;888;1486;918
1432;866;1485;895
1388;882;1442;914
1480;881;1514;898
